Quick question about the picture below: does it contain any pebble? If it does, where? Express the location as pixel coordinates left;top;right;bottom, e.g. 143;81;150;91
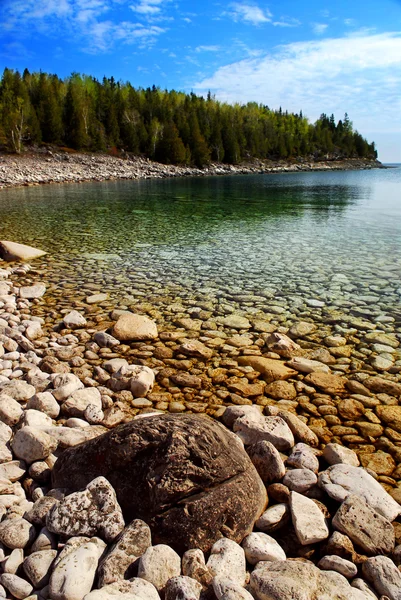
283;468;318;493
318;555;358;579
138;544;181;592
289;491;329;545
242;532;286;564
362;555;401;600
206;539;246;587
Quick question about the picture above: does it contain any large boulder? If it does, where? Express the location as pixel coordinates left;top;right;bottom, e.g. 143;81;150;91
0;240;46;261
51;415;267;553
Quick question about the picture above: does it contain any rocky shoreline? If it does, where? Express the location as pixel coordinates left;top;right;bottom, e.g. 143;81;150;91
0;246;400;599
0;151;383;189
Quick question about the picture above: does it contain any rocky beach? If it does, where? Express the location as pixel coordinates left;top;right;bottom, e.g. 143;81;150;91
0;241;400;599
0;150;383;189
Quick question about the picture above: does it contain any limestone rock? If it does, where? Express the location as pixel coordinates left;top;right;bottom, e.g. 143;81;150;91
376;405;401;433
213;576;254;600
11;427;57;463
264;380;297;400
19;284;46;299
318;555;357;579
265;406;319;447
165;576;202;600
332;494;395;555
23;549;57;588
265;333;301;358
247;440;286;484
283;468;317;493
0;518;36;549
362;555;401;600
98;519;151;586
47;476;125;543
289;491;329;545
318;464;401;521
206;538;246;587
63;311;87;329
304;372;347;394
287;357;330;374
62;387;102;418
220;315;251;329
51;415;267;553
255;504;290;533
221;405;264;429
237;356;297;384
0;241;46;262
0;573;33;599
112;313;158;342
289;321;316;338
94;332;120;348
242;532;286;564
83;578;160;600
137;544;181;592
179;340;213;360
286;443;320;473
233;415;294;450
322;443;360;467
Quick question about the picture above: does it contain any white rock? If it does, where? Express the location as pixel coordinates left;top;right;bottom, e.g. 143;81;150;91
62;387;102;418
242;532;286;564
213;576;254;600
23;550;57;588
2;548;24;574
84;404;104;424
22;409;53;429
323;443;360;467
0;573;33;599
63;311;87;329
103;358;129;374
0;241;46;262
138;544;181;592
83;578;160;600
31;527;58;552
0;518;36;549
49;537;106;600
247;440;286;484
318;555;358;579
289;491;329;545
0;379;35;401
27;392;60;419
129;366;155;397
286;357;330;374
0;394;23;426
286;443;320;473
19;284;46;299
12;427;58;463
52;374;84;402
206;539;246;587
362;555;401;600
94;332;120;348
222;405;264;429
318;464;401;521
165;576;202;600
0;460;26;482
233;415;294;450
47;476;124;542
283;469;318;493
255;504;290;533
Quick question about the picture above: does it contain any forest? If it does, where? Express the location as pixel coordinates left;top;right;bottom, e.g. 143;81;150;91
0;68;377;167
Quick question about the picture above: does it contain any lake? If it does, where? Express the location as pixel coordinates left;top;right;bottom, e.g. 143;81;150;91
0;166;400;333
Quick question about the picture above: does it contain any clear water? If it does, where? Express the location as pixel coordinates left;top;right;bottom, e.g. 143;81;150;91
1;167;400;328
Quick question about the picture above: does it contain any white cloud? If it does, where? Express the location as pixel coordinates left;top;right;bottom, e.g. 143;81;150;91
193;32;401;139
312;22;328;35
130;0;163;15
273;18;301;28
196;45;221;53
228;2;272;25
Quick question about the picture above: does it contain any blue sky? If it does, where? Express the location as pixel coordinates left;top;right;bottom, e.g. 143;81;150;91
0;0;400;161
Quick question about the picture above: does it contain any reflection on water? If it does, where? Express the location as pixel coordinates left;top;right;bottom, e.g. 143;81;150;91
0;168;400;325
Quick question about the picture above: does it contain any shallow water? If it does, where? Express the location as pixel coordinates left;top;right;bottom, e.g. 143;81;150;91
1;167;400;330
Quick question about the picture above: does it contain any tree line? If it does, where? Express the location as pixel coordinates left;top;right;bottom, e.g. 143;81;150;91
0;68;377;166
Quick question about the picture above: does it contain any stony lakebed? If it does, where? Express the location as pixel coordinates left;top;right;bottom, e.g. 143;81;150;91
0;240;400;599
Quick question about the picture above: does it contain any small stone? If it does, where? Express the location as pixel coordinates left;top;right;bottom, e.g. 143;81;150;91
137;544;181;592
265;333;301;358
287;357;330;374
286;443;320;473
23;550;57;588
129;365;155;397
0;518;36;549
165;576;202;600
322;443;360;467
83;578;160;600
2;548;24;574
52;373;84;402
247;440;286;484
0;573;33;599
62;387;102;418
63;311;87;329
27;392;60;419
112;313;158;342
12;427;57;463
47;476;124;542
86;293;109;304
0;394;23;426
242;532;286;564
212;576;254;600
19;284;46;299
179;340;213;360
289;321;316;338
318;555;357;579
0;241;46;262
0;380;35;401
255;504;290;533
233;415;294;450
237;356;297;384
289;491;329;545
362;555;401;600
304;372;347;394
94;331;120;348
264;380;297;400
206;539;246;587
84;404;104;425
182;549;211;588
283;469;317;494
220;315;251;329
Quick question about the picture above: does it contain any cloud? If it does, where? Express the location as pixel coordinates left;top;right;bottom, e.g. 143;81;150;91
130;0;164;15
196;45;221;53
312;22;328;35
228;2;272;25
193;32;401;136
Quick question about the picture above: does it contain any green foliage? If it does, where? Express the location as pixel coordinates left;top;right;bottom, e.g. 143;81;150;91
0;68;377;163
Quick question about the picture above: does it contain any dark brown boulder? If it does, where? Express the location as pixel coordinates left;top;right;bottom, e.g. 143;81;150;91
52;414;267;553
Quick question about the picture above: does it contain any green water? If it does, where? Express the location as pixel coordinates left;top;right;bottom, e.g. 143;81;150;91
0;167;400;329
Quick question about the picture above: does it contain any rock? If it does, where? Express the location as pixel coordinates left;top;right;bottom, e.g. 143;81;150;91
49;537;106;600
264;380;297;400
286;443;320;473
237;356;297;384
242;532;286;564
179;340;213;360
94;331;120;348
23;550;57;588
165;576;202;600
47;476;124;542
182;549;211;588
283;469;317;493
138;544;181;592
62;387;102;418
287;357;330;374
247;441;286;484
250;560;360;600
25;495;58;526
289;321;316;338
220;315;251;329
376;406;401;433
363;556;401;599
322;443;360;467
0;241;46;262
129;365;155;397
86;293;109;304
364;332;399;348
63;311;87;329
318;555;357;579
27;392;60;419
233;415;294;450
12;427;57;463
266;407;319;447
206;538;246;586
2;548;24;574
265;333;301;358
332;494;395;555
0;573;33;599
213;576;254;600
52;373;84;402
0;380;35;401
19;284;46;299
304;372;347;394
255;504;290;533
0;518;36;549
324;531;355;561
318;464;401;521
98;519;151;586
0;394;23;426
51;415;267;553
83;578;160;600
31;527;57;553
360;451;396;476
338;399;365;420
364;377;401;397
351;578;380;600
221;406;263;429
112;313;158;341
289;491;329;545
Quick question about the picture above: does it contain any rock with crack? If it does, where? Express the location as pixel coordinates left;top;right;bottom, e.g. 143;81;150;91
51;414;267;553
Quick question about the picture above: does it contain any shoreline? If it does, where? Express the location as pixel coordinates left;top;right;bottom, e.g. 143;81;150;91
0;150;383;190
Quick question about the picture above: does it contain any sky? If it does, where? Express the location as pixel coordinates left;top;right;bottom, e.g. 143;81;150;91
0;0;400;161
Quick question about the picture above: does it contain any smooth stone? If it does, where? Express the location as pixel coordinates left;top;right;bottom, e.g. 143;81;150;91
62;387;102;418
288;321;316;338
27;392;60;419
283;469;317;493
52;374;84;402
264;380;297;401
255;504;290;533
86;293;109;304
23;550;57;588
318;464;401;521
206;538;246;587
2;548;24;574
0;241;46;262
222;405;264;429
98;519;151;586
94;332;120;348
0;394;23;426
287;357;330;374
83;578;160;600
11;427;57;463
19;284;46;299
63;311;87;329
318;555;358;579
129;365;155;397
47;476;124;543
289;491;329;545
179;340;213;360
0;573;33;599
165;576;202;600
182;549;211;588
332;494;395;555
322;443;360;467
219;315;251;329
237;356;297;384
242;532;286;564
0;380;35;401
112;313;158;341
304;372;347;394
376;406;401;433
362;555;401;600
247;441;286;484
286;443;320;473
266;407;319;447
213;576;254;600
137;544;181;592
0;518;36;549
265;333;301;358
233;415;294;451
